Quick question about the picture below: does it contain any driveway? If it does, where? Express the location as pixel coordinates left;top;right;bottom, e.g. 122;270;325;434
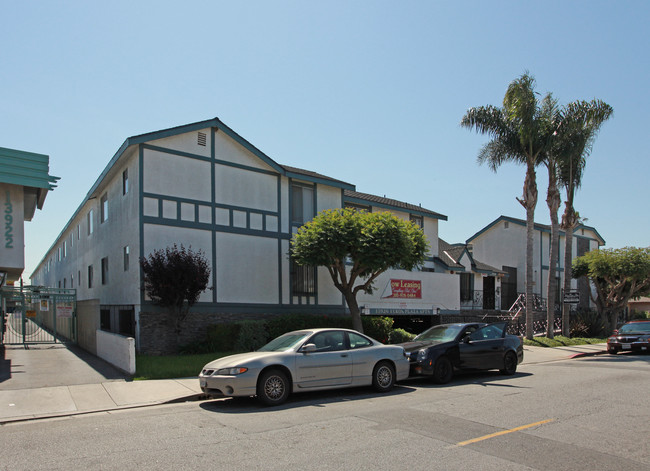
0;343;128;391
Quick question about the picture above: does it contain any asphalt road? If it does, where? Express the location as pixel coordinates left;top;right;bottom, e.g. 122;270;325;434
1;353;649;470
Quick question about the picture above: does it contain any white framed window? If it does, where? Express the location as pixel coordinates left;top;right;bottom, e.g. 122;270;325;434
100;194;108;223
124;246;130;271
122;168;129;195
291;184;314;225
88;209;94;235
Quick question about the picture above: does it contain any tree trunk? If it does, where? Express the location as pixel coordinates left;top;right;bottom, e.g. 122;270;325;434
561;203;576;337
522;163;538;340
546;166;561;338
343;290;364;333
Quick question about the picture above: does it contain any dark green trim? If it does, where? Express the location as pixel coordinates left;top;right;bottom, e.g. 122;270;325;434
142;144;212;163
142;217;291;239
285;170;354;190
138;145;145;307
211;128;217;303
0;146;59;190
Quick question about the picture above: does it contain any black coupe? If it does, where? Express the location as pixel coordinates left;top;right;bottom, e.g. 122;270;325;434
400;321;523;383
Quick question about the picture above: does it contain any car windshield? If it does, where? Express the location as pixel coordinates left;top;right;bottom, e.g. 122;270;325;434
257;332;311;352
618;322;650;334
414;324;464;342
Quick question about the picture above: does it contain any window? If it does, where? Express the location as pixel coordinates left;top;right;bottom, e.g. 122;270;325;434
88;265;93;288
71;273;74;289
58;247;62;261
88;209;94;235
118;308;135;337
291;260;315;296
123;246;130;271
63;240;67;258
410;215;424;229
460;273;474;302
291;184;314;225
349;332;372;349
70;232;74;248
310;331;345;352
78;270;81;286
101;257;109;285
77;224;81;240
100;309;111;331
122;169;129;195
63;278;67;288
100;193;108;223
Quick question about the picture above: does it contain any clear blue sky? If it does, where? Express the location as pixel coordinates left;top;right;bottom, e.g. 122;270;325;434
2;1;648;279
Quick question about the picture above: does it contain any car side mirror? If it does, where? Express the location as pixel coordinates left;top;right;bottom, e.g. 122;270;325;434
463;336;471;344
301;343;317;353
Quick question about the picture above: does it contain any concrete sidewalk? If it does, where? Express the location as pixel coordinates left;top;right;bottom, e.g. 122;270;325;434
0;342;607;425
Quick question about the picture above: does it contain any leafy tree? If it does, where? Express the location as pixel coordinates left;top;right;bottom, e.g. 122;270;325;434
572;247;650;333
554;100;613;336
461;73;557;339
140;244;211;335
290;208;428;333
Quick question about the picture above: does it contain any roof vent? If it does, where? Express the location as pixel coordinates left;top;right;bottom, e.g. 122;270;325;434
197;132;207;147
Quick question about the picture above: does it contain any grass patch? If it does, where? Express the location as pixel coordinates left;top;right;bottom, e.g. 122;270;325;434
523;336;606;348
134;351;242;380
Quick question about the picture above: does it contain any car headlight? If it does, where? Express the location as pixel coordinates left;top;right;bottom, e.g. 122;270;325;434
216;367;248;375
607;337;616;343
417;349;427;362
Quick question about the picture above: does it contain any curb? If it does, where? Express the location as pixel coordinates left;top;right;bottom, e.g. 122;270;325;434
568;350;608;359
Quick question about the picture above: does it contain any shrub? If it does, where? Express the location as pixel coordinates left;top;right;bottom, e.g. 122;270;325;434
362;316;394;343
207;323;241;352
570;309;606;337
388;328;416;344
234;320;269;351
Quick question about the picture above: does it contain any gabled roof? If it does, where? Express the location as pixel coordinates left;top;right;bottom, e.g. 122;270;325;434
436;239;465;270
281;165;354;189
343;190;447;220
466;215;606;246
437;238;504;276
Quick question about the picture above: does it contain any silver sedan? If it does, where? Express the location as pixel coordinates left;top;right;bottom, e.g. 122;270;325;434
199;328;410;406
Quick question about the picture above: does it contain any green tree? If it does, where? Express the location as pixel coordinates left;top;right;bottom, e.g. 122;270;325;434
554;100;613;336
140;244;211;336
290;208;428;333
572;247;650;333
461;73;557;339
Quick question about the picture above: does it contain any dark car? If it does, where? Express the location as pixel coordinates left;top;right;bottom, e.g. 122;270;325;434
607;320;650;354
399;321;523;384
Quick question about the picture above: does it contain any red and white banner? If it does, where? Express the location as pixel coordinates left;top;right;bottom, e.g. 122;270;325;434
383;279;422;299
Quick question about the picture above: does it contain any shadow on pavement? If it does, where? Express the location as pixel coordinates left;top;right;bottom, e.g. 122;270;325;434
200;384;416;414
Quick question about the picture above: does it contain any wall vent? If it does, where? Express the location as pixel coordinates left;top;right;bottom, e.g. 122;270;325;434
197;132;207;146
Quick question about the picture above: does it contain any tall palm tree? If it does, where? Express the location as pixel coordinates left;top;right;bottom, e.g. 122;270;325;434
462;73;557;339
555;99;613;335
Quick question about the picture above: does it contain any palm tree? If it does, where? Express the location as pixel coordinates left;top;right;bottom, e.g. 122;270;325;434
555;100;613;335
462;73;557;339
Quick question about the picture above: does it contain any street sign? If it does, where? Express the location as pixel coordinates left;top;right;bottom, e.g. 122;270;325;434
563;291;580;304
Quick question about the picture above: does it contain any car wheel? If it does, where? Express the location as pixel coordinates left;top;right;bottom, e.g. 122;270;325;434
607;348;618;355
500;351;518;375
257;369;290;406
372;361;395;392
432;356;453;384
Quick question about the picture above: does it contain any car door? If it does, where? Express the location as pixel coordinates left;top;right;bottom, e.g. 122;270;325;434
347;331;380;384
458;322;507;370
294;331;353;389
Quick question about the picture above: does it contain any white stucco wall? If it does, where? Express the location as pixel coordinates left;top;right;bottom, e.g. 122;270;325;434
215;233;279;303
96;329;135;375
214;165;278;212
148;127;212;159
143;149;212;202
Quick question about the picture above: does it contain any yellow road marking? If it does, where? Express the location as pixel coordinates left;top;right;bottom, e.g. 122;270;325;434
456;419;555;447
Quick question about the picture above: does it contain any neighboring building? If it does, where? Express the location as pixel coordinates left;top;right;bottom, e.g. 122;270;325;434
30;118;460;352
0;147;59;285
436;239;504;311
466;215;605;312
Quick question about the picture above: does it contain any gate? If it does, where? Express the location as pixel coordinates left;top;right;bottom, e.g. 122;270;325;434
1;286;77;346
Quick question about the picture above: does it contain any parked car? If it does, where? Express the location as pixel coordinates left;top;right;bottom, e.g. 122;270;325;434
199;328;410;406
607;320;650;354
399;321;523;384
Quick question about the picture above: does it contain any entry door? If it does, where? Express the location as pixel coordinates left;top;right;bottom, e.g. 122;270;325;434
294;331;352;389
483;276;495;309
